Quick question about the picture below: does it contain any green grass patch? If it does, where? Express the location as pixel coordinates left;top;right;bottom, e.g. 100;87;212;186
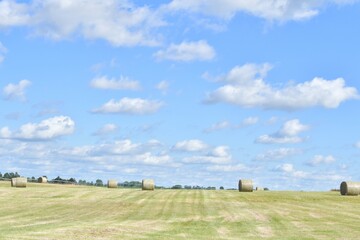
0;182;359;239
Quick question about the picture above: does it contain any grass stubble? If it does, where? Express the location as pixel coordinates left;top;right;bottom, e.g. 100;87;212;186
0;182;359;239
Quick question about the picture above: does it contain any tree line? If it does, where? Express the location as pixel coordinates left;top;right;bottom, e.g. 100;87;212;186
0;171;218;189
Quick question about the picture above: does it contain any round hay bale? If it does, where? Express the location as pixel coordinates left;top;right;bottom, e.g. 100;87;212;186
142;179;155;191
107;179;118;188
256;187;264;191
11;177;27;188
11;178;16;187
340;181;360;196
238;179;253;192
38;177;47;183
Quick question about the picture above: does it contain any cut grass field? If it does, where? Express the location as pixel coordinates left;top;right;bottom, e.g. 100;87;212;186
0;181;359;239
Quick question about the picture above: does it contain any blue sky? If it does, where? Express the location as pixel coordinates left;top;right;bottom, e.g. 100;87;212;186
1;0;360;190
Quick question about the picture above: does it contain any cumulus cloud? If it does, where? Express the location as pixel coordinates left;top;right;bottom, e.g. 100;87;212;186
206;63;358;110
183;146;232;164
308;155;336;166
204;121;230;133
172;139;233;164
90;76;141;91
2;79;31;101
0;0;164;46
164;0;357;22
59;139;172;166
275;163;345;184
154;40;215;61
0;138;173;170
0;116;75;141
255;148;301;161
256;119;309;144
0;42;7;63
156;80;169;94
92;98;163;115
204;117;258;132
0;0;29;27
275;163;308;178
173;139;208;152
241;117;259;126
93;123;118;136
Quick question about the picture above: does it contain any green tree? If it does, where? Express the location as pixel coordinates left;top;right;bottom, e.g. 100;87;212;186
68;178;77;184
95;179;103;186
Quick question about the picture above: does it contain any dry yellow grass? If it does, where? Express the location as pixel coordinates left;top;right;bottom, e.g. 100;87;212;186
0;181;360;239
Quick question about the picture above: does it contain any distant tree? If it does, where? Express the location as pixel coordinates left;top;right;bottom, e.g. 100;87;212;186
264;188;269;191
15;172;20;177
120;181;142;188
78;180;85;185
95;179;103;186
68;178;77;184
184;185;192;189
4;173;10;179
0;172;2;178
220;186;224;190
171;185;182;189
54;176;62;181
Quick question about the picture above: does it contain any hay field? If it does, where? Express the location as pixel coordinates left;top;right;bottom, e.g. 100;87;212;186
0;182;359;239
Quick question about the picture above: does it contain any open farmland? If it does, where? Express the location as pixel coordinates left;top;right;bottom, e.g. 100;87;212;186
0;181;359;239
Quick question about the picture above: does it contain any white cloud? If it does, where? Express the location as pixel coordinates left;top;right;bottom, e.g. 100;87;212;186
0;0;164;46
156;80;169;94
0;138;173;171
204;121;230;133
164;0;356;22
0;42;7;63
256;135;304;144
274;163;345;184
173;139;208;152
92;98;163;115
275;163;308;178
58;139;172;166
255;148;301;161
90;76;141;91
207;163;248;172
93;123;118;136
0;116;75;141
135;152;171;165
154;40;215;61
204;117;258;132
212;146;230;157
0;0;29;27
279;119;309;136
308;155;336;166
256;119;309;144
354;141;360;148
2;79;31;101
206;63;358;110
241;117;259;126
183;145;232;164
